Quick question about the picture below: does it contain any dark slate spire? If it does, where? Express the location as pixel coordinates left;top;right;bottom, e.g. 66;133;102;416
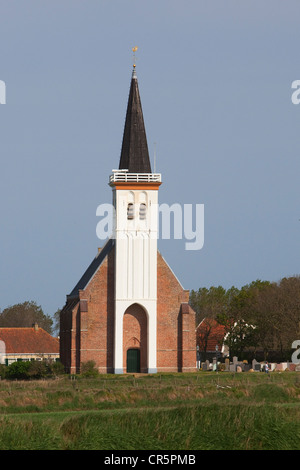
119;67;151;173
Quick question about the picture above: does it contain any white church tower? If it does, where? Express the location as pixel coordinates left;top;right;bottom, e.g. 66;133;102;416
109;64;161;373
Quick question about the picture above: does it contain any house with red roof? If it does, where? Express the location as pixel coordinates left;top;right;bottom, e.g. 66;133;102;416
0;323;59;366
196;318;228;361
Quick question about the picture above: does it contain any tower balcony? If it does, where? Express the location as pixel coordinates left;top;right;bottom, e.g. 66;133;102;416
109;170;161;185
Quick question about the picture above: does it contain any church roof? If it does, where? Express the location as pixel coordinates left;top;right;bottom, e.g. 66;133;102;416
68;238;114;298
118;67;151;173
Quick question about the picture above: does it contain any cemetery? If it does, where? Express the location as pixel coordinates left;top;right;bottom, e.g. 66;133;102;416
199;356;300;373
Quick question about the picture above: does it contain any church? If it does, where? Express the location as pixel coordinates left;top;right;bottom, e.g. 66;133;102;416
59;62;196;374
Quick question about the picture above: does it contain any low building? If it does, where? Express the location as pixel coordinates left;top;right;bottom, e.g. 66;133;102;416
196;318;228;361
0;323;59;365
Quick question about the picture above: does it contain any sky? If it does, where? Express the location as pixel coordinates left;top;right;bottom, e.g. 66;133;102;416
0;1;300;319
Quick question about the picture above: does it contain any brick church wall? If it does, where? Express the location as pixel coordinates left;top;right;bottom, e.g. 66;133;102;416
60;248;196;373
78;247;115;373
60;299;80;374
157;252;196;372
60;248;115;374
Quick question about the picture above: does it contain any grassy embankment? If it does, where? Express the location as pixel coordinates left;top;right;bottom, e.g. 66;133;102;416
0;371;299;450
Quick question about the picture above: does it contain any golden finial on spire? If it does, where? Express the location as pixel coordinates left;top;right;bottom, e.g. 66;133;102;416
132;46;138;68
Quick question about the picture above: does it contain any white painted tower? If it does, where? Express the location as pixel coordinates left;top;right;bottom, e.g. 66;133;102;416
109;65;161;373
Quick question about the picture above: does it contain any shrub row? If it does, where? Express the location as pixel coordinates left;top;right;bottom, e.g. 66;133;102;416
0;360;65;380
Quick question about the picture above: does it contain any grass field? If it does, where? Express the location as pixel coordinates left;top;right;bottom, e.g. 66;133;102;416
0;371;299;450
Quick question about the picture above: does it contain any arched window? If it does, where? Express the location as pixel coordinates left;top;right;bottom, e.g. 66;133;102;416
127;203;134;220
139;203;147;220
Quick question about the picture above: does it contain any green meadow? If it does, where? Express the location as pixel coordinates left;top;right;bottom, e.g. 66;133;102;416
0;372;299;450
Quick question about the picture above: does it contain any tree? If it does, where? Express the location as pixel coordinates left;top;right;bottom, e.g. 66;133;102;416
191;285;240;358
191;276;300;361
0;301;53;334
276;276;300;352
222;319;258;359
196;317;225;360
217;280;271;359
190;286;232;326
250;277;300;361
52;308;61;337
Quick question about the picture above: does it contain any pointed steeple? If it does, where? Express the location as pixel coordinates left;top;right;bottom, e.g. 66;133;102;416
119;66;152;173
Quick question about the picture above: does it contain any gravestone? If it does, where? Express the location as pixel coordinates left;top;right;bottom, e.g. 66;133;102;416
236;365;242;373
252;359;260;371
225;358;230;372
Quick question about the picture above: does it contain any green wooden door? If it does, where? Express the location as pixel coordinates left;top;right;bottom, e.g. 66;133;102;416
127;349;140;373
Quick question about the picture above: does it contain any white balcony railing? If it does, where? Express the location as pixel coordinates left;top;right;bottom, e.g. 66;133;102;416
109;171;161;184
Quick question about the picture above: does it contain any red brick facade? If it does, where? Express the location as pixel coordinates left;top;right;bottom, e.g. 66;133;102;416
60;245;115;374
60;247;196;374
156;252;196;372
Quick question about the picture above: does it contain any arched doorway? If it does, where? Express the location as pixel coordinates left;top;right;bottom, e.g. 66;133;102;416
127;348;140;373
123;303;147;373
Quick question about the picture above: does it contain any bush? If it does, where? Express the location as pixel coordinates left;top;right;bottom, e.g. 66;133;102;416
27;361;49;379
5;360;66;380
80;361;99;378
49;360;65;376
6;361;31;380
0;364;7;379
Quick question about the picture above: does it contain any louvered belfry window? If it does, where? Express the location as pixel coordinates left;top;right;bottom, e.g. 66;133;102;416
127;203;134;219
139;203;147;220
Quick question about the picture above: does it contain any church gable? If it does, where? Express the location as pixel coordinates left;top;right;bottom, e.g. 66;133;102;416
76;242;115;373
68;238;114;299
157;251;190;306
60;241;115;374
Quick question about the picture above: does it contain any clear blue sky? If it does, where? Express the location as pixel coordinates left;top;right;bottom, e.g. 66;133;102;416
0;1;299;318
